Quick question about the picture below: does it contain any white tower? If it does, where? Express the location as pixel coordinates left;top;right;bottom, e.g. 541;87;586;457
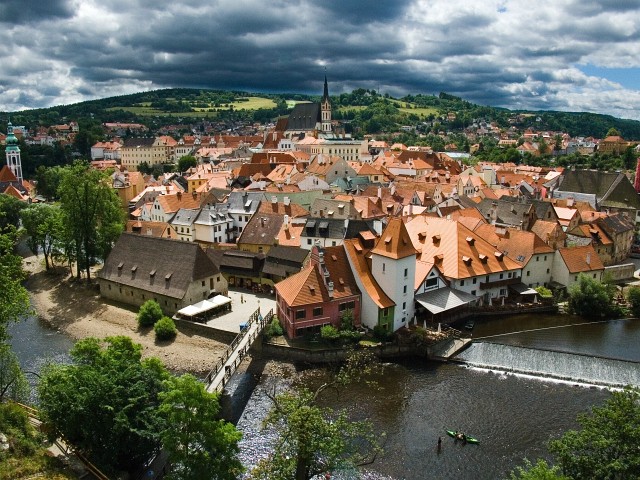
369;217;418;332
5;122;23;183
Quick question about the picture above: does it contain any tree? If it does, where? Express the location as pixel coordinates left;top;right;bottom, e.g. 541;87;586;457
58;161;125;281
34;165;64;201
177;155;197;173
20;203;63;271
549;387;640;479
158;374;243;480
567;274;614;318
137;299;164;328
509;459;569;479
38;337;170;473
250;350;382;480
0;229;31;343
605;127;621;137
0;344;29;402
627;286;640;317
0;194;26;232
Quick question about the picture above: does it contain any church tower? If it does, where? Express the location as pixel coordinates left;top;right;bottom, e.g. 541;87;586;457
5;122;23;184
320;75;332;133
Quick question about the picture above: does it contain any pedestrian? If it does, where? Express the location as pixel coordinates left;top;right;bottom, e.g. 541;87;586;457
241;294;244;304
437;436;442;452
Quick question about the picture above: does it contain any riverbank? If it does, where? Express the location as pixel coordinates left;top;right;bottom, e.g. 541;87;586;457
21;252;230;375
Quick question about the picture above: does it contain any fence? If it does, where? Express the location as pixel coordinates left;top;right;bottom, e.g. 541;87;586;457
204;308;273;393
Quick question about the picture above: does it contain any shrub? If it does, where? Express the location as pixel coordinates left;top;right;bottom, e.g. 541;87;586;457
627;286;640;317
534;286;553;298
320;325;340;341
154;316;177;341
137;300;163;328
264;317;283;338
373;324;393;341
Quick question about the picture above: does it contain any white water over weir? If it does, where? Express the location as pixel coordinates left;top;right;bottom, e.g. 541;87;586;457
455;342;640;388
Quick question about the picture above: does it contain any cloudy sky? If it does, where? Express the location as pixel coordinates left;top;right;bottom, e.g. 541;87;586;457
2;0;640;119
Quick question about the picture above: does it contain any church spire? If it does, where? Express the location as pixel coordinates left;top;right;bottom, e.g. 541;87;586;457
322;75;329;102
321;75;332;133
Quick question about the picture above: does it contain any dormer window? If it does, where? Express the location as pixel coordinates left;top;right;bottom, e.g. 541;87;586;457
165;273;172;280
466;236;475;246
117;262;124;270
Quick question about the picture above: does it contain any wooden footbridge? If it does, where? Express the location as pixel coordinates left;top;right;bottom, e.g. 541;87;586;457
205;307;273;394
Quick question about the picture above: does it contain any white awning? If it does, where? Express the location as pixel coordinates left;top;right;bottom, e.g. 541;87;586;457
415;287;478;314
177;295;232;317
510;283;538;295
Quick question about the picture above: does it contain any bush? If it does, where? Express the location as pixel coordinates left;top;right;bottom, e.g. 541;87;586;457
627;286;640;317
264;317;283;338
567;274;615;318
320;325;340;341
373;324;393;342
137;300;163;328
154;316;177;341
534;286;553;298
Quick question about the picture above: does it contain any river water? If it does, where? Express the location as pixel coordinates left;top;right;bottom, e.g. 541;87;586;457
9;312;639;479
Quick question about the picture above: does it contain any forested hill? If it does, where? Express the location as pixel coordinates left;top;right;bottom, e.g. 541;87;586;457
3;88;640;140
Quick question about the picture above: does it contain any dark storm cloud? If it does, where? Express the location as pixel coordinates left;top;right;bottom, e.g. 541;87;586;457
1;0;639;119
0;0;73;24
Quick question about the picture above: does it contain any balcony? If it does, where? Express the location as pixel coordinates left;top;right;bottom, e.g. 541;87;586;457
479;276;520;290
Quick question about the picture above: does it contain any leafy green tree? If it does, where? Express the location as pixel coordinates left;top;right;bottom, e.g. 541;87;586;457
0;194;26;232
154;316;177;341
38;337;170;473
549;387;640;479
20;203;63;271
567;274;614;318
0;229;31;343
250;350;382;480
137;300;164;328
34;165;64;201
177;155;198;173
159;374;243;480
0;344;29;402
58;161;125;281
627;286;640;317
509;459;569;479
606;127;621;137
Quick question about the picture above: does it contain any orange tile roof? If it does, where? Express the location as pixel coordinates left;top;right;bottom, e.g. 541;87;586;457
258;201;309;218
3;185;28;201
156;192;203;214
275;245;359;306
0;165;18;182
370;217;418;260
276;222;305;247
405;216;522;279
558;245;604;273
569;224;613;245
473;224;554;265
343;239;394;308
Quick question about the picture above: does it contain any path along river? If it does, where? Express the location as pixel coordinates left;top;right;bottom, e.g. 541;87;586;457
9;312;640;479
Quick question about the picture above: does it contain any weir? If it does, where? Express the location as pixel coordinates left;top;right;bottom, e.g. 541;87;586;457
455;342;640;388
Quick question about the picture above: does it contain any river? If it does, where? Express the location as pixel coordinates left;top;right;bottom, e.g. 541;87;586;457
8;312;639;479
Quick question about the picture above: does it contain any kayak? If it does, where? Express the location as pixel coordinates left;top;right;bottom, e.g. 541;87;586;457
446;430;480;444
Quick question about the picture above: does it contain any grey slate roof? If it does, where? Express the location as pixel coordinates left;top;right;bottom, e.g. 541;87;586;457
123;137;155;148
170;208;200;227
206;248;265;276
476;198;534;227
500;196;557;221
286;103;321;131
555;169;640;210
263;246;309;277
237;213;284;246
301;218;376;240
98;233;219;300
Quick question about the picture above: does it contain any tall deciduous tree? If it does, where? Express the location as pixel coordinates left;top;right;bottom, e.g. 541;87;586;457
177;155;197;173
251;351;383;480
0;344;29;402
38;337;170;474
58;161;125;281
0;229;31;343
0;194;26;232
567;274;615;318
20;203;63;271
159;374;243;480
549;387;640;479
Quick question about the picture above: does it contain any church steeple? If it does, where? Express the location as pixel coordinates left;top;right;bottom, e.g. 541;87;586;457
5;121;23;184
321;75;332;133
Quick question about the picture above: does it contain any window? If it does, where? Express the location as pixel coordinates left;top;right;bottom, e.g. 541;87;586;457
593;274;597;278
339;301;356;312
546;268;550;273
382;263;386;273
544;255;547;261
575;276;578;281
499;288;507;296
472;278;476;284
402;302;406;310
499;273;504;279
471;290;476;296
313;307;323;317
460;280;465;286
403;285;407;294
383;308;389;316
404;268;408;278
202;280;205;286
296;310;306;319
508;272;512;278
536;256;539;262
526;271;530;276
307;239;312;245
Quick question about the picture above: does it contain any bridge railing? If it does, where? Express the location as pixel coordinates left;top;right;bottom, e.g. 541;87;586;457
204;308;273;390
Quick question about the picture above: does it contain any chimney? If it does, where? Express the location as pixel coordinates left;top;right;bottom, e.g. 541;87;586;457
192;191;197;199
177;191;182;200
377;186;382;199
260;217;265;227
390;183;396;196
490;202;498;224
284;197;290;206
586;253;591;265
328;281;334;298
284;214;289;229
272;196;277;204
